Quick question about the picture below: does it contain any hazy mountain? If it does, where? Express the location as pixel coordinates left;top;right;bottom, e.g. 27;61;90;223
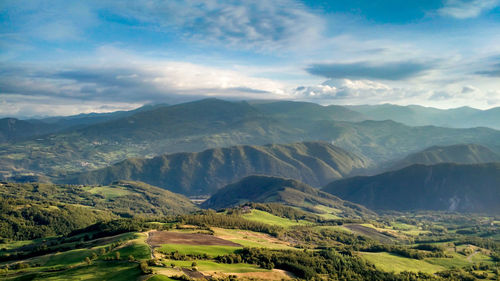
391;144;500;170
323;163;500;214
2;99;500;177
201;175;374;218
250;100;364;122
0;118;53;142
347;104;500;129
37;103;169;130
63;141;370;195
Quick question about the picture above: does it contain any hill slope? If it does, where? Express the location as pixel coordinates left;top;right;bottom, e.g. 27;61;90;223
201;175;373;218
323;163;500;213
0;180;197;217
64;142;370;195
392;144;500;170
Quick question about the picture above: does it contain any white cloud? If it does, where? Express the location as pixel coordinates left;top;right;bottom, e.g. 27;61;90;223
109;0;323;51
438;0;499;19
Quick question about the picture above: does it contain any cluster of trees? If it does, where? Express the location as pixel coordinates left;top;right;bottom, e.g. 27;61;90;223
246;203;320;222
363;244;449;260
180;211;283;236
0;197;114;240
215;248;441;281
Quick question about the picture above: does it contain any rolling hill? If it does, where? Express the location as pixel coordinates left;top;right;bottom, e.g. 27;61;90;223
391;144;500;170
201;175;374;218
323;163;500;213
63;141;371;195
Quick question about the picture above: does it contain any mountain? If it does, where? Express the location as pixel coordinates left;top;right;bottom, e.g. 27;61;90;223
0;118;53;142
2;99;500;177
63;141;371;195
391;144;500;170
346;104;500;130
37;103;169;131
201;175;374;218
250;100;364;122
323;163;500;214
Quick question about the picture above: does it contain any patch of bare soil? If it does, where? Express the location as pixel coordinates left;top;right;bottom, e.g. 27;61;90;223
344;224;394;243
182;268;208;279
231;269;294;280
147;230;242;247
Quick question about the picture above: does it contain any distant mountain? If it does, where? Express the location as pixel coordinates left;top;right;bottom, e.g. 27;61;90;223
201;175;373;218
0;118;53;142
37;103;169;130
346;104;500;130
63;141;370;195
2;99;500;176
391;144;500;170
323;163;500;214
251;100;364;122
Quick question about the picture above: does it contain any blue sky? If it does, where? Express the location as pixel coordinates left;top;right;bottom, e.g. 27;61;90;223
1;0;500;117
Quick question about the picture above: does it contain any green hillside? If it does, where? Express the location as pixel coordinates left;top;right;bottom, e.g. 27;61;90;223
323;163;500;213
392;144;500;170
3;181;196;216
201;175;374;218
63;141;370;195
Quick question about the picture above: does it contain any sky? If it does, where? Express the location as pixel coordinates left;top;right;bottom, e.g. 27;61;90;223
1;0;500;117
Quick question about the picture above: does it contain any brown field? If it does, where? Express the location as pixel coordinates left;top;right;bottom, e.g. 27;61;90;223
147;230;242;247
343;224;394;243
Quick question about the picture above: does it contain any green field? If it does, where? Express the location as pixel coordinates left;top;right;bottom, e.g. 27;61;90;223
211;228;295;250
241;209;309;227
360;252;446;274
157;244;242;257
162;259;269;273
83;185;133;198
147;275;176;281
34;262;141;281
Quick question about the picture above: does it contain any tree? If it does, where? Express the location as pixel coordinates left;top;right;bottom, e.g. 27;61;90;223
115;251;121;260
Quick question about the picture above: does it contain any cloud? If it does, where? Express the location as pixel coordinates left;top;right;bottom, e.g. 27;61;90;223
306;61;432;81
475;63;500;77
293;78;401;103
106;0;323;51
438;0;500;19
0;47;287;112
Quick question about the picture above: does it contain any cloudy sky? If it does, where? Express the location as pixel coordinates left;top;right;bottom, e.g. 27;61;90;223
1;0;500;117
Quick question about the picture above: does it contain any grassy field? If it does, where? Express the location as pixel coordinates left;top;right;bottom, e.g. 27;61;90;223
147;275;177;281
83;185;133;198
35;261;141;281
157;244;242;257
211;228;295;250
360;252;446;274
241;210;309;227
162;259;270;273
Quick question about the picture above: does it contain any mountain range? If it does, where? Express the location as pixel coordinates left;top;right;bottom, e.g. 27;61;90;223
2;99;500;178
63;141;370;195
201;175;374;218
323;163;500;214
346;104;500;130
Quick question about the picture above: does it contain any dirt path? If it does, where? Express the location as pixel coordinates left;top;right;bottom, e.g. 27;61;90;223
467;250;479;262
